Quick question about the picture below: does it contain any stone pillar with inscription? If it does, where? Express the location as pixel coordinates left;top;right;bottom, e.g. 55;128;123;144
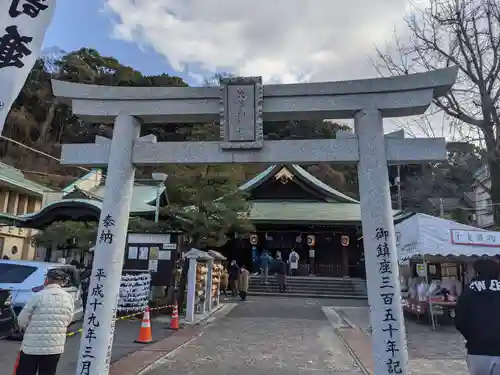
355;109;409;375
76;114;140;375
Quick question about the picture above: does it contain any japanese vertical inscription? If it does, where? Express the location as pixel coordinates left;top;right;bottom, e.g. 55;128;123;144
375;227;404;374
219;76;263;150
78;213;114;375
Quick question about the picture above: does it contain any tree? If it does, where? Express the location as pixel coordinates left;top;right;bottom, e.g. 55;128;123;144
375;0;500;223
33;217;177;251
164;164;254;249
33;221;98;250
399;142;481;213
1;48;189;189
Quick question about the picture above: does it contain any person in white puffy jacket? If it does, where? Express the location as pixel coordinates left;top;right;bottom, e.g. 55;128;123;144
15;268;75;375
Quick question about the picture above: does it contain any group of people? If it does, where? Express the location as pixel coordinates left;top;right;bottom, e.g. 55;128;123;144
258;248;300;291
219;249;301;298
220;260;250;301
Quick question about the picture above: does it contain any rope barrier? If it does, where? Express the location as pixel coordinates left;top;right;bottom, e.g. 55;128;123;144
66;304;174;337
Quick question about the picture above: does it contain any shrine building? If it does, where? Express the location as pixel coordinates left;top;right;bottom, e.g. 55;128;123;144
223;164;407;277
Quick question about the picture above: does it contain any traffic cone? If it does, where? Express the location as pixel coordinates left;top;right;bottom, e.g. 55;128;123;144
134;307;154;344
169;302;179;330
12;352;20;375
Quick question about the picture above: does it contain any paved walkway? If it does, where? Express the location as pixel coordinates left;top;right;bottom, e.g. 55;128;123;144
335;306;468;375
0;318;175;375
145;297;365;375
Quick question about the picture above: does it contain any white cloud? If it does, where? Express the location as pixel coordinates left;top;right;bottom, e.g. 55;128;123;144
105;0;413;84
104;0;453;138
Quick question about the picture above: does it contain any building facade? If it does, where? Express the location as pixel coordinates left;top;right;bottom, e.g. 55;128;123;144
0;163;53;259
220;164;407;277
0;168;169;263
472;164;494;228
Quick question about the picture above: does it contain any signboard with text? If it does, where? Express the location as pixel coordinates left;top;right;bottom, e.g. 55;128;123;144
450;229;500;247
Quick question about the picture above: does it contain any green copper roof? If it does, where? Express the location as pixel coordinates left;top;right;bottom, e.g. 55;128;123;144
249;201;361;223
90;185;164;213
0;162;54;195
250;201;403;224
239;164;358;203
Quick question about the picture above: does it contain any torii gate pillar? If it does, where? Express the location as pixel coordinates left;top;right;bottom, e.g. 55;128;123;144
356;109;407;374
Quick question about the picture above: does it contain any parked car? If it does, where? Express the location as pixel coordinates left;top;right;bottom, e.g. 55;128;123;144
0;288;16;338
0;260;84;324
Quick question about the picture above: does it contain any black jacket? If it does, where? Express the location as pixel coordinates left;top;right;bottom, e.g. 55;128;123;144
229;265;240;281
455;277;500;356
276;260;287;275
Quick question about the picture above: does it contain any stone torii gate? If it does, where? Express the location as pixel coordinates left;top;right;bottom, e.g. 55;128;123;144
52;67;457;375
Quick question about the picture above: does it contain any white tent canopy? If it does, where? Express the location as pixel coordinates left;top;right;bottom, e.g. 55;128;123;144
395;213;500;261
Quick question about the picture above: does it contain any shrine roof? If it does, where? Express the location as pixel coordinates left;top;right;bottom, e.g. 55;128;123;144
239;164;359;204
0;162;55;196
249;201;403;224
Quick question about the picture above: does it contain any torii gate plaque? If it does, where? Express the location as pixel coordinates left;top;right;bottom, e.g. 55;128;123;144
53;67;457;375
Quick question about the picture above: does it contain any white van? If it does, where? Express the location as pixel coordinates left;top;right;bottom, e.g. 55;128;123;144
0;260;84;322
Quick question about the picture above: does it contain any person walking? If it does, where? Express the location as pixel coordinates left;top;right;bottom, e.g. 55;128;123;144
455;258;500;375
276;259;287;293
238;264;250;301
15;268;75;375
228;260;240;297
80;264;92;311
220;267;229;298
289;248;300;276
260;250;272;284
276;250;282;261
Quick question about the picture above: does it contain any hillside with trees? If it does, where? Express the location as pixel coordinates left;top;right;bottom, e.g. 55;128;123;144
1;47;358;197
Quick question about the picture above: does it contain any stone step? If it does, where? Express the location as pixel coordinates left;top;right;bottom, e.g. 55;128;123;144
249;280;363;287
249;276;361;282
248;276;367;299
249;290;365;298
249;285;362;294
247;291;368;299
249;279;363;287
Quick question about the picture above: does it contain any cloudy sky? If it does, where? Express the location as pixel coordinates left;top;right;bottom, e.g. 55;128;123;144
45;0;426;84
44;0;440;134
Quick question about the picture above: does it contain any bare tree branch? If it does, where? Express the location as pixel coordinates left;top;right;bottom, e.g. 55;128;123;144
375;0;500;223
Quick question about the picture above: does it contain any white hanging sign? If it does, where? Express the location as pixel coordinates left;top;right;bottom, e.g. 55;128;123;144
162;243;177;249
450;229;500;247
0;0;57;133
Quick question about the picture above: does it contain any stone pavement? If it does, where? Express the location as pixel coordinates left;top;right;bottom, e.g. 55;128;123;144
144;297;366;375
335;306;468;375
0;317;175;375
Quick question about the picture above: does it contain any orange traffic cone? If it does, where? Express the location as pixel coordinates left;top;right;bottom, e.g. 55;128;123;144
169;302;179;330
134;307;154;344
12;352;20;375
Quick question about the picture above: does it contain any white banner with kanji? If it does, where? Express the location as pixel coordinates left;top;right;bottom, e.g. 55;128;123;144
0;0;56;134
